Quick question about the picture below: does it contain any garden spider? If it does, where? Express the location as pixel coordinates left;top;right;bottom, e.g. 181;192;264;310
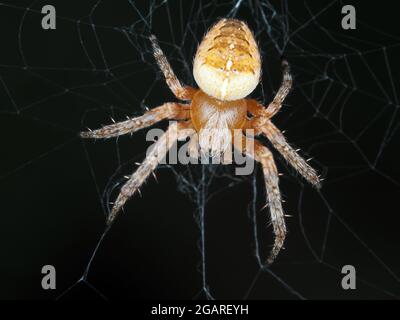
80;18;321;264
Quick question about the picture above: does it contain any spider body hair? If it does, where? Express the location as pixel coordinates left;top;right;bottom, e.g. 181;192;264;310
80;18;321;265
190;90;247;156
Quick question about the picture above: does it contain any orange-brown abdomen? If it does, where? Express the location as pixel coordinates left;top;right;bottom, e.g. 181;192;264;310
201;19;259;73
193;19;261;101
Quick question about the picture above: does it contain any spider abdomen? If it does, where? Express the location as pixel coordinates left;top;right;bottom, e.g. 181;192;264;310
193;18;261;101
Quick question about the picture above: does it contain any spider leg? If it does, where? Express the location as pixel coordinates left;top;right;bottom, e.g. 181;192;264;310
80;102;189;139
259;120;321;188
107;121;193;224
150;35;196;101
247;60;292;120
235;136;286;265
268;60;292;117
247;96;321;188
187;130;199;159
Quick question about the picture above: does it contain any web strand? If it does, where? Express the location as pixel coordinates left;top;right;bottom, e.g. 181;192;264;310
0;0;399;299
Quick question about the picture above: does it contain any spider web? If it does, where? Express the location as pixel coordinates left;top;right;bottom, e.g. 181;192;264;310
0;0;399;300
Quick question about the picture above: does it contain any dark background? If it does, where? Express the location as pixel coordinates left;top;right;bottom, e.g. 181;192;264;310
0;0;399;300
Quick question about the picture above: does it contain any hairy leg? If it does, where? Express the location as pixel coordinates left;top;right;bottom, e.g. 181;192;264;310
80;103;189;139
259;120;321;188
247;60;292;121
150;35;196;101
108;121;193;224
235;136;287;265
187;130;199;159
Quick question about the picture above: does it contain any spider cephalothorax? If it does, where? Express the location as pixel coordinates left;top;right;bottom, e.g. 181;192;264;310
81;18;321;264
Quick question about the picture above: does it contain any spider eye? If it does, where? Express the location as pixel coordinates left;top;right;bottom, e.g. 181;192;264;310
193;18;261;101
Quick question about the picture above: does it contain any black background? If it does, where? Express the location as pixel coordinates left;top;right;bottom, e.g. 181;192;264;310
0;0;399;300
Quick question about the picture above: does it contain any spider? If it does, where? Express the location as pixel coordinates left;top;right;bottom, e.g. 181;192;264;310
80;18;321;264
